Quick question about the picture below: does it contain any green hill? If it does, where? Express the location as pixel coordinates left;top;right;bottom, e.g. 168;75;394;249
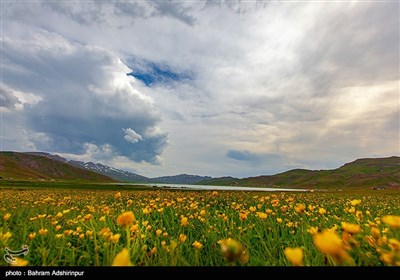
199;156;400;189
0;151;115;182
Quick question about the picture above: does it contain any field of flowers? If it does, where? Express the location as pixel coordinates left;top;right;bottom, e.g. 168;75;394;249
1;188;399;266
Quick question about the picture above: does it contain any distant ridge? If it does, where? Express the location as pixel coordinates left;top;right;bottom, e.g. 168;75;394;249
0;151;115;182
198;156;400;189
1;151;399;189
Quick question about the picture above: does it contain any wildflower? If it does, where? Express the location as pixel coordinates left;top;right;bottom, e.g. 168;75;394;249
112;248;133;266
307;226;319;235
10;257;29;266
239;213;247;221
156;229;162;236
114;192;121;199
55;212;63;219
371;227;381;239
179;233;187;243
143;208;151;215
318;208;326;215
382;215;400;229
219;238;245;262
117;211;135;227
55;225;62;231
257;212;267;219
284;247;304;266
313;230;351;264
249;206;256;212
149;247;157;256
388;238;400;251
294;203;306;213
110;234;121;243
55;234;63;239
38;228;48;236
350;199;361;206
37;214;46;219
3;213;11;221
277;218;283;224
79;233;85;240
28;232;36;240
341;222;361;234
181;217;188;227
0;231;12;241
200;210;206;216
99;216;106;222
192;241;203;250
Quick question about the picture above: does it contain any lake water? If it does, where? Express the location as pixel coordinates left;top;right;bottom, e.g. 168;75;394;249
116;183;309;192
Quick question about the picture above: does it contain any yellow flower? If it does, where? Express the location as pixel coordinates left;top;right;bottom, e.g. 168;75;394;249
179;233;187;243
117;211;135;227
181;217;188;227
219;238;245;262
200;210;206;216
55;225;62;231
143;208;151;215
79;233;85;240
0;231;12;241
112;248;133;266
341;222;361;234
28;232;36;240
99;216;106;222
114;192;121;199
256;212;267;219
110;233;121;243
388;238;400;251
371;227;380;239
350;199;361;206
10;257;29;267
313;230;351;264
249;206;256;212
239;213;247;221
156;229;162;236
277;218;283;224
38;228;48;236
294;203;306;213
3;213;11;221
318;208;326;215
284;247;303;266
382;215;400;229
192;241;203;250
55;234;63;239
307;226;319;235
55;212;63;219
149;247;157;256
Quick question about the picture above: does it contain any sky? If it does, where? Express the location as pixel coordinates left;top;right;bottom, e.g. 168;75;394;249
1;0;399;178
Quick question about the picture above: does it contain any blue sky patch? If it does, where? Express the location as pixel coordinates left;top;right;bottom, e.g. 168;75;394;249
128;62;193;86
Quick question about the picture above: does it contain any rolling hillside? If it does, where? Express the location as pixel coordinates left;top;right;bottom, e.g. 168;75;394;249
199;156;400;189
0;152;115;182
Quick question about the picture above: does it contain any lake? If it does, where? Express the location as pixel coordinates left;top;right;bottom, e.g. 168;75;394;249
115;183;310;192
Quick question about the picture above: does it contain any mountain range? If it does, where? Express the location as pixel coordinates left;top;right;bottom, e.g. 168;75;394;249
0;151;399;189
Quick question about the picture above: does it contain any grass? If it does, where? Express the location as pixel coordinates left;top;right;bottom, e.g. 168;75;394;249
0;184;399;266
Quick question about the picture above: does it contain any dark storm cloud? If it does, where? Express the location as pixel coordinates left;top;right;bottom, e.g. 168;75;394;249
2;31;167;164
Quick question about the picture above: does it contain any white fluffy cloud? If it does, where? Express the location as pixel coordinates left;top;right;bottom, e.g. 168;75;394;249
2;1;398;177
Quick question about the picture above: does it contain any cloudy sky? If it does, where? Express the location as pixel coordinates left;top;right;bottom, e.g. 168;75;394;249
1;1;398;178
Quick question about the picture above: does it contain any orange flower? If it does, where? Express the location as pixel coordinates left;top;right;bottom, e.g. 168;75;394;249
294;203;306;213
38;228;48;236
117;211;135;227
284;247;303;266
